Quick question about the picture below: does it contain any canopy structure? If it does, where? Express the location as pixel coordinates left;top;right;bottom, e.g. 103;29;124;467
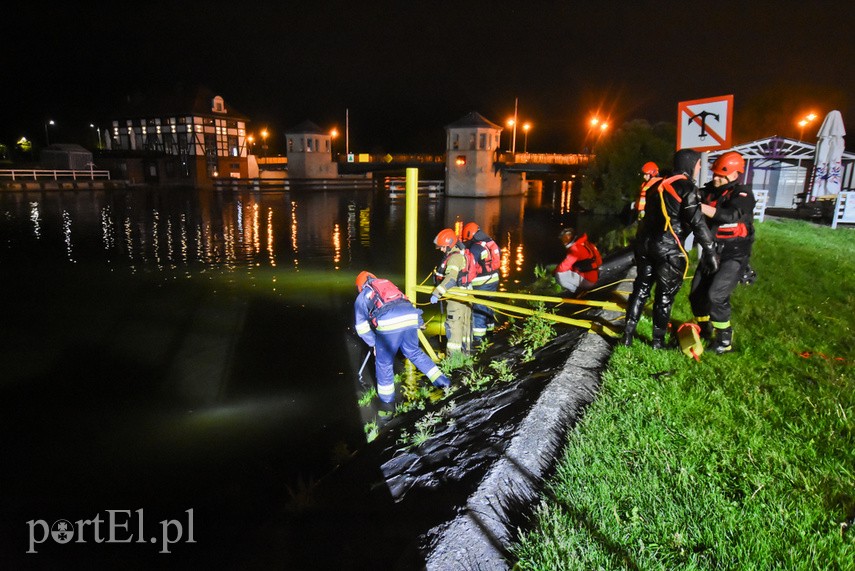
706;136;855;209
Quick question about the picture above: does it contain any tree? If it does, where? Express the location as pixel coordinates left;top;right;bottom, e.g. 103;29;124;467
578;120;675;214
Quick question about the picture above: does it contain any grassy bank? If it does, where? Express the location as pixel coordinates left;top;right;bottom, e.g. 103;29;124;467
512;219;854;570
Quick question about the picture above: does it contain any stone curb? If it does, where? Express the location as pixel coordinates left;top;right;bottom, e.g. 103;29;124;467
423;276;633;569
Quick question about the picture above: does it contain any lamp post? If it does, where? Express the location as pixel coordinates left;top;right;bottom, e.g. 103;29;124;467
522;122;531;153
44;119;55;146
261;129;269;159
247;134;255;155
511;97;519;154
506;119;515;152
90;123;102;149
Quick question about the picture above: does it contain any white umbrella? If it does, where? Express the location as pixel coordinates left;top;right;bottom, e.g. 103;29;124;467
809;110;846;199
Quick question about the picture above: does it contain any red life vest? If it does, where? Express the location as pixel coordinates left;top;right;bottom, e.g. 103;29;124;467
473;238;501;275
638;176;661;212
365;278;408;318
436;248;478;286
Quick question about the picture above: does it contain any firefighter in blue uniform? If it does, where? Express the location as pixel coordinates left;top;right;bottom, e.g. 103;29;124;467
354;271;450;404
462;222;501;344
689;151;756;354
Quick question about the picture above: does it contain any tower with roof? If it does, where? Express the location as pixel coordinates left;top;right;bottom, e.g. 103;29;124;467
284;120;338;179
445;112;507;197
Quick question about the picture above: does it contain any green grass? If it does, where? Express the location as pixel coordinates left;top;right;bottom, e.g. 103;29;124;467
512;219;855;570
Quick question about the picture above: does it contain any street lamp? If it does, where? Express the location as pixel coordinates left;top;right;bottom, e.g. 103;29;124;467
90;123;102;149
522;122;531;153
261;129;269;158
797;112;818;141
247;134;255;155
330;128;339;159
44;119;55;146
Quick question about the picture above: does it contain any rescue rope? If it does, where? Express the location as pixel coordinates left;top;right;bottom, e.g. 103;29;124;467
658;182;690;280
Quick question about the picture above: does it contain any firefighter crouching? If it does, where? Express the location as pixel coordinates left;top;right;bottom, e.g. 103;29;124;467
431;228;474;355
354;271;450;404
689;151;756;354
554;227;602;294
462;222;501;344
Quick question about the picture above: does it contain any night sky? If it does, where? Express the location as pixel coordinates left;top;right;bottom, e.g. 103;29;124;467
5;1;855;154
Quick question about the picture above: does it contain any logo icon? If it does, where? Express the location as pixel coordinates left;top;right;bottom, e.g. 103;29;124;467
51;520;74;544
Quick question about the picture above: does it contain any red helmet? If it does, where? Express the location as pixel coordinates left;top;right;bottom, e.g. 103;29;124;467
355;270;375;291
712;152;745;176
434;228;458;249
641;161;659;176
462;222;480;241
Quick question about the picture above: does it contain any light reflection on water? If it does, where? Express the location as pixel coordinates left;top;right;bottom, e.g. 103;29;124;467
0;187;581;280
0;181;609;552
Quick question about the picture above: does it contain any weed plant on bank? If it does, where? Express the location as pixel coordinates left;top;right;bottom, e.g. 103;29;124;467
512;219;854;570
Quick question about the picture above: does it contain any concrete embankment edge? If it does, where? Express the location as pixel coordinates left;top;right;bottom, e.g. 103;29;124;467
424;278;632;570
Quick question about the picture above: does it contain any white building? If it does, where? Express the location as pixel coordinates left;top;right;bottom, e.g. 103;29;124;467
285;120;338;179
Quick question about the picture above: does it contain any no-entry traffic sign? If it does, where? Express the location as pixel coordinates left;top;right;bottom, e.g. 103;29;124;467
677;95;733;151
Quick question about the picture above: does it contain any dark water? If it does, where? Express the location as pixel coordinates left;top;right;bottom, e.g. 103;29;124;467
0;180;619;566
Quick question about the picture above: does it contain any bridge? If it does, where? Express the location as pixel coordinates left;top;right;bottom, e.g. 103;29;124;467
258;152;593;176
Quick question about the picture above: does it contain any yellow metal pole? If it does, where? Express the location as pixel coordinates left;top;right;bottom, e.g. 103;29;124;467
405;167;441;361
405;167;418;302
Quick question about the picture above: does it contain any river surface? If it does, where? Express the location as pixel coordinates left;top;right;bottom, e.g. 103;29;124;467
0;179;620;564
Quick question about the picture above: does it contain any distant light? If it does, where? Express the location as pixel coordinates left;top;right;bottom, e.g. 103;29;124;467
507;119;515;127
455;156;466;166
330;128;338;138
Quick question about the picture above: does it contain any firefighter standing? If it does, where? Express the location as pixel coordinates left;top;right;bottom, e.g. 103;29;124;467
462;222;501;344
689;151;756;354
554;227;602;294
622;149;719;349
431;228;474;355
354;271;450;404
636;161;661;219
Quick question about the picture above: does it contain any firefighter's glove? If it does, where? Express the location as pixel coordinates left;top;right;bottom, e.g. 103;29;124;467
430;295;439;304
700;246;720;274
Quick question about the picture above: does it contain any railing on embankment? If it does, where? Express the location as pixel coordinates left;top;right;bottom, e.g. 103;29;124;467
384;176;444;198
0;168;128;191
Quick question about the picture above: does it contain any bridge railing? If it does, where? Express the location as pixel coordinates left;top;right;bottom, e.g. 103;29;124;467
509;153;593;166
0;168;111;181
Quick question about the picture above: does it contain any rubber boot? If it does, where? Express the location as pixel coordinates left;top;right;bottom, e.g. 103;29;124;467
651;326;667;350
621;320;637;347
709;326;733;354
377;400;396;427
697;317;713;341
